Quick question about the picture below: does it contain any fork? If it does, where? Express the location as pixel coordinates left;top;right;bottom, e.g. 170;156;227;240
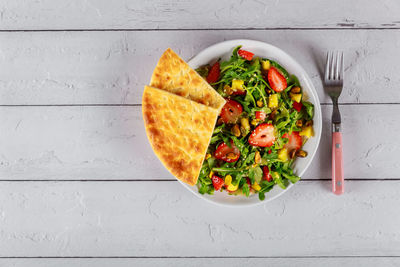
324;51;344;195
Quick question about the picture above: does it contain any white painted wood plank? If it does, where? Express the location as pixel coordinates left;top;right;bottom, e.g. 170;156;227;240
1;180;400;256
0;105;397;180
1;0;400;30
2;257;400;267
0;30;399;105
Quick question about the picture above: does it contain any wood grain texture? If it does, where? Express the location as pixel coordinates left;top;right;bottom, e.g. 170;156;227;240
1;181;400;257
2;257;400;267
0;105;398;180
1;0;400;30
0;30;399;105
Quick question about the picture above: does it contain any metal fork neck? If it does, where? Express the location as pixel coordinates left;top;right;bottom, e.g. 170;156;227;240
331;98;341;126
332;123;341;132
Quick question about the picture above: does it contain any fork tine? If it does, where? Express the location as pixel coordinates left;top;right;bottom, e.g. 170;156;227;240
330;51;335;80
325;51;330;81
340;52;344;80
335;51;340;80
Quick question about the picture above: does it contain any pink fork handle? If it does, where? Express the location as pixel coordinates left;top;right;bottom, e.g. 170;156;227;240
332;132;344;195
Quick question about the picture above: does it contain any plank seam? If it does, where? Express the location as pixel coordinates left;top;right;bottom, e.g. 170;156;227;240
1;256;400;259
2;27;400;32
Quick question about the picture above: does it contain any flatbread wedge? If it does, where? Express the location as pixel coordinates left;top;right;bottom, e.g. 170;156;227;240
150;48;226;111
142;86;219;186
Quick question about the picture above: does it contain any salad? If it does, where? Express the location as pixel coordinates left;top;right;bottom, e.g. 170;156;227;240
195;46;315;201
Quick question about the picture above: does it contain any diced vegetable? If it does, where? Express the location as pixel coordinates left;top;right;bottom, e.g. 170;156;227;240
240;117;250;135
232;79;244;91
268;94;279;108
262;60;271;70
290;93;302;103
293;101;303;112
300;126;314;138
252;181;261;191
278;148;289;162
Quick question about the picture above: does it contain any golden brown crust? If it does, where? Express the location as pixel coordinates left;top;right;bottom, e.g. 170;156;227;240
142;86;218;186
150;48;226;111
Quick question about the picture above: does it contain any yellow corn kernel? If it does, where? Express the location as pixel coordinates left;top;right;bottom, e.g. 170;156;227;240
252;181;261;191
205;153;211;160
232;79;244;91
227;183;239;192
268;94;278;108
257;99;264;107
251;119;259;126
209;171;214;179
300;126;314;138
290;93;302;103
262;60;271;70
278;148;289;162
225;175;232;186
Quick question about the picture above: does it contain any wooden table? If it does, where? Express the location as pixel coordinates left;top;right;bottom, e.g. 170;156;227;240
1;1;400;266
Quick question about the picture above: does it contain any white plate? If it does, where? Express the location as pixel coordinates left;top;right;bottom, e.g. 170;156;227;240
181;39;322;207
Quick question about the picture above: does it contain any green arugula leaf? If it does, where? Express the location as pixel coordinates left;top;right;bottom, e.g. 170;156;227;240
302;101;314;120
249;166;263;184
242;183;250;197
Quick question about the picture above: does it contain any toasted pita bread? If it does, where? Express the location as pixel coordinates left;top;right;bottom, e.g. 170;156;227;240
150;48;226;111
142;86;218;186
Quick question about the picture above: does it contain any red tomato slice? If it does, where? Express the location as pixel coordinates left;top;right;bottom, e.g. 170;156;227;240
214;141;240;163
220;99;243;124
268;67;287;92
